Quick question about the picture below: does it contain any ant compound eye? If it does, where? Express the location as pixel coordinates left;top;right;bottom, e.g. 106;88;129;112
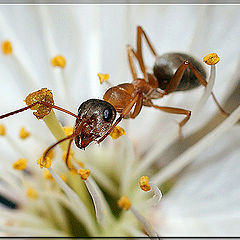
103;107;113;122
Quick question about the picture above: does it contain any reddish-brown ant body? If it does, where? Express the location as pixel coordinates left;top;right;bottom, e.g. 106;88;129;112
0;26;227;169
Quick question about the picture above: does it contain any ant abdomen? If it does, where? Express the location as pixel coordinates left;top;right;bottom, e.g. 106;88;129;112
153;52;207;92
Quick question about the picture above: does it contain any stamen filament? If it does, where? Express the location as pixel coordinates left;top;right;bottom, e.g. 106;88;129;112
130;206;159;238
73;162;105;225
48;167;98;235
152;104;240;185
192;65;216;116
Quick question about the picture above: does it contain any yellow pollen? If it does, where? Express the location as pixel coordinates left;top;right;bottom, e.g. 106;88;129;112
43;169;53;180
0;124;6;136
26;187;38;199
62;150;74;168
203;53;220;65
51;55;66;68
2;41;12;55
37;156;52;169
12;158;27;171
110;126;126;140
70;168;78;175
60;174;67;182
98;73;109;84
77;169;90;180
139;176;151;192
63;126;74;136
117;195;131;210
19;127;30;139
75;160;85;168
25;88;54;119
47;149;55;160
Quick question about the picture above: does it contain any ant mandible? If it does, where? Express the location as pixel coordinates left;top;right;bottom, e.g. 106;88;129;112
0;26;227;169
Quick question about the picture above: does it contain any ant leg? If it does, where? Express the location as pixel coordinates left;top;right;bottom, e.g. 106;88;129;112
65;138;74;170
164;61;231;118
127;45;138;81
43;134;75;165
150;103;191;138
0;101;78;120
136;26;157;76
97;93;143;144
129;93;143;119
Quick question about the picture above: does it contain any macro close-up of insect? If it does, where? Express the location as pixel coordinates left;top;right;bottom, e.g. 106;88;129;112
0;5;240;238
0;26;226;170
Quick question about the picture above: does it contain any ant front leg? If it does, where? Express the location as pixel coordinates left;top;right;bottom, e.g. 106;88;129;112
97;93;143;144
136;26;157;77
127;45;138;81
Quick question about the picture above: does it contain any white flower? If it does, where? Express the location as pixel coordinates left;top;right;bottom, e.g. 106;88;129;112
0;5;239;237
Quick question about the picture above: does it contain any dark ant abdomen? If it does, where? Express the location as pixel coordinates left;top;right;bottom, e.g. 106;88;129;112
153;52;207;91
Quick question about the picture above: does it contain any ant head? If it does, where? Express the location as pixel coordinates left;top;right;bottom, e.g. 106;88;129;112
74;99;116;149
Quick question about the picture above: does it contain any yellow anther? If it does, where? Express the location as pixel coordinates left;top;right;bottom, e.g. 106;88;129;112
37;156;52;169
51;55;66;68
77;169;90;180
26;187;38;199
203;53;220;65
110;126;126;140
19;127;30;139
12;158;27;171
98;73;109;84
60;174;67;182
2;41;12;55
139;176;151;192
43;169;53;180
25;88;54;119
117;195;131;210
0;124;6;136
63;126;74;136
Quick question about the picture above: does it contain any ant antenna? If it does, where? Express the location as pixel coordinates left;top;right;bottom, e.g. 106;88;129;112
0;101;79;120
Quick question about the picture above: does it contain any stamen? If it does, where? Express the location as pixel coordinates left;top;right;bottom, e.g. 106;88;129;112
117;195;131;210
26;187;38;199
43;169;53;180
1;41;12;55
12;158;27;171
130;206;158;238
51;55;66;68
118;195;158;237
19;127;30;139
139;177;162;208
203;53;220;65
0;124;6;136
47;167;97;234
60;174;67;182
110;126;126;140
139;176;151;192
192;56;217;116
25;88;54;119
37;156;51;169
77;169;90;180
98;73;109;84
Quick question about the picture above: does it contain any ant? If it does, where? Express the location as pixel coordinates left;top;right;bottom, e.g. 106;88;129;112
0;26;228;169
126;26;229;134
